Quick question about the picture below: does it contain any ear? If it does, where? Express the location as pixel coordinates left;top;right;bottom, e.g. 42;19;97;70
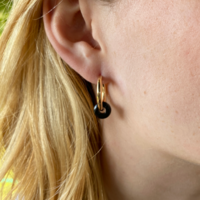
43;0;102;84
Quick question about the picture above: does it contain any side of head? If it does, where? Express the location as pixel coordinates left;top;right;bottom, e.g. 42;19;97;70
1;0;200;199
0;0;107;199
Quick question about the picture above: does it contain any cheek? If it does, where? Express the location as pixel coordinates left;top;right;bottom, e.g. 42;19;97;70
107;1;200;127
102;1;200;161
125;36;200;162
138;37;200;127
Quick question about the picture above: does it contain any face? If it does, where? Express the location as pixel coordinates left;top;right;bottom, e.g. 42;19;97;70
90;0;200;165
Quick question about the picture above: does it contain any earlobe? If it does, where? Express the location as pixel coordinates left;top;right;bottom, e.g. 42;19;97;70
43;0;102;84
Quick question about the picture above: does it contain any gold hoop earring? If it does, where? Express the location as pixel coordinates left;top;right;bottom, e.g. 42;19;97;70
94;76;111;119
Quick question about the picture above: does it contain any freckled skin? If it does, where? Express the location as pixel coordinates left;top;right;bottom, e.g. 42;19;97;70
43;0;200;198
92;0;200;162
90;0;200;199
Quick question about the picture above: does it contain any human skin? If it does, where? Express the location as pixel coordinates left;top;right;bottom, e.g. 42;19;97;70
43;0;200;199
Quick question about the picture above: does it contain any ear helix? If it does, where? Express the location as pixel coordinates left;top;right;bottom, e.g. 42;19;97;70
94;76;111;119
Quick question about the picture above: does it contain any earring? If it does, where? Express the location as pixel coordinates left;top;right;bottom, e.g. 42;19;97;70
94;76;111;119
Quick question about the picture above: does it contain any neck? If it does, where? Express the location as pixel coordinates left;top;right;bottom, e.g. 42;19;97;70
100;110;200;200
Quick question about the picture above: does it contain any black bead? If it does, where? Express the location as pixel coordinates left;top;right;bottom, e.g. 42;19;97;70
94;102;111;119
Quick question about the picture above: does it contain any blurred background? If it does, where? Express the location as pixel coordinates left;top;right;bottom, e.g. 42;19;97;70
0;0;12;35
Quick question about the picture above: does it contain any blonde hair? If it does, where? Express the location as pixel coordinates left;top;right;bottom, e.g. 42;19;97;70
0;0;106;199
